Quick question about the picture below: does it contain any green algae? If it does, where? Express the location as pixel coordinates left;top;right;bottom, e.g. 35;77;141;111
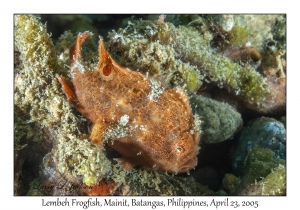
233;146;286;195
14;115;32;150
232;117;286;176
111;165;217;196
236;163;286;196
228;25;251;48
223;15;279;50
14;14;112;187
26;178;44;196
108;21;204;92
245;146;285;181
108;19;270;104
257;164;286;195
222;173;241;194
14;15;66;127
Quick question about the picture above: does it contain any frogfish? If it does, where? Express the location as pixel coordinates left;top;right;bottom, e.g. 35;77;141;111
60;31;200;173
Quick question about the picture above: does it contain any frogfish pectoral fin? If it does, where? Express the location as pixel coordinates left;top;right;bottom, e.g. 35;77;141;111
89;120;109;147
115;157;137;171
59;76;78;105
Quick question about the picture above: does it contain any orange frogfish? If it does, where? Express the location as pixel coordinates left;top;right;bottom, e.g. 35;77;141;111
60;31;200;173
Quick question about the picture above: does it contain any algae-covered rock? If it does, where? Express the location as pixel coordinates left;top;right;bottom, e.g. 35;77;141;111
232;117;286;175
234;147;286;196
222;173;241;194
108;18;271;105
110;166;217;196
235;165;286;196
244;146;285;180
190;94;243;144
26;178;45;196
108;20;204;92
14;14;112;191
257;164;286;195
227;15;278;50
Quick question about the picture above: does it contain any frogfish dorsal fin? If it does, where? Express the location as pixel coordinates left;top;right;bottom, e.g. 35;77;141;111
69;31;92;66
96;37;114;77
